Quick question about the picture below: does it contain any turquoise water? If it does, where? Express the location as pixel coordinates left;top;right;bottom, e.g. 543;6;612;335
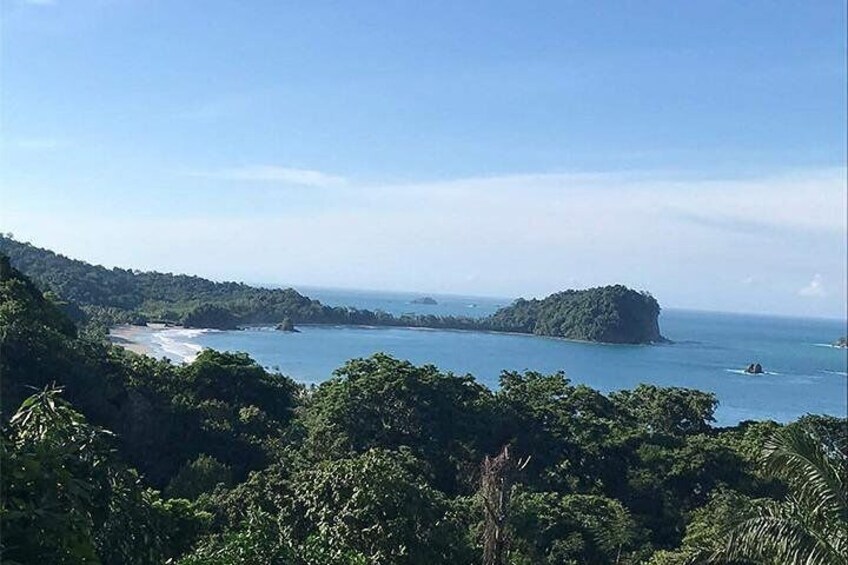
142;288;847;426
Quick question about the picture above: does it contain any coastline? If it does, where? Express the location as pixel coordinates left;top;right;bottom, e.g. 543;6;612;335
110;324;158;356
293;323;666;346
109;324;207;363
107;321;656;368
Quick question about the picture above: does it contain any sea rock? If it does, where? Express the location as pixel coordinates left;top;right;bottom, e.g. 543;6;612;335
745;363;764;374
411;297;438;305
275;317;299;332
834;337;847;348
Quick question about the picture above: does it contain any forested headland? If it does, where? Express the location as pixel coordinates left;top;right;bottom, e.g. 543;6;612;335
1;252;845;564
0;235;663;344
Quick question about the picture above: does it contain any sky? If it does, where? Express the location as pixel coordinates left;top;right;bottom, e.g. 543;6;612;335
1;1;846;318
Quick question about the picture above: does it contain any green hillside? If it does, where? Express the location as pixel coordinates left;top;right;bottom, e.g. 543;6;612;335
0;235;664;343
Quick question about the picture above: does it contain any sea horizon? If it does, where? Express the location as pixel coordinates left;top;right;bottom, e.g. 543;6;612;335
256;282;848;324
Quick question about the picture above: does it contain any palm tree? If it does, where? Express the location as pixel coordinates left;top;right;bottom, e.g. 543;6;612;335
714;425;847;564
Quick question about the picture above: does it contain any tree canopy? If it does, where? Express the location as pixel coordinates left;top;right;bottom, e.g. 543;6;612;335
1;249;844;564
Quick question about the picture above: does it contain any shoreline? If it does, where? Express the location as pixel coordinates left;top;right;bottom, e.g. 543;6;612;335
292;323;667;346
109;323;172;358
109;324;207;363
110;321;667;360
110;325;156;356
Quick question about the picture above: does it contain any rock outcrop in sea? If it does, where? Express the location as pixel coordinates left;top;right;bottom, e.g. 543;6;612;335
276;317;299;332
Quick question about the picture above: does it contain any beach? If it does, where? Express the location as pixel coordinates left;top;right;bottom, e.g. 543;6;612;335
109;324;206;363
109;325;154;355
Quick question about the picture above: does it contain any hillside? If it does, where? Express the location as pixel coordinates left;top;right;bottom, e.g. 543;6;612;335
2;252;844;563
0;235;664;343
0;234;338;328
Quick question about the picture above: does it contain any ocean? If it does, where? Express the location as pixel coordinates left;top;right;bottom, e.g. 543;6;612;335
125;287;847;427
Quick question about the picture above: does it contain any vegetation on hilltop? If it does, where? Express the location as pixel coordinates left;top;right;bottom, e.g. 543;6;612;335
0;235;664;343
0;234;335;328
1;255;844;563
488;285;662;343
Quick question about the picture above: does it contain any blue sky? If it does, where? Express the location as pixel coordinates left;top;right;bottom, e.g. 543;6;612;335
1;0;846;318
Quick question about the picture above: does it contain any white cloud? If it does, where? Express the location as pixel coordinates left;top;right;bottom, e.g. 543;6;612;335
187;165;347;188
798;274;827;297
6;167;846;316
12;137;63;150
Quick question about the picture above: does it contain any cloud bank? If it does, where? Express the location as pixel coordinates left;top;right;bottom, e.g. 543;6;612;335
4;167;846;318
187;165;347;188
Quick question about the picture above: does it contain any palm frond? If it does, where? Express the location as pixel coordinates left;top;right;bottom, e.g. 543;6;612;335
718;514;842;565
761;426;847;519
713;426;848;565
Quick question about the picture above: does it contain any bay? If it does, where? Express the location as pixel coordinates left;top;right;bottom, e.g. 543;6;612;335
135;287;847;426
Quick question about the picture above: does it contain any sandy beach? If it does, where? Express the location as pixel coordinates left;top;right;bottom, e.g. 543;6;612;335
109;324;206;363
109;324;164;357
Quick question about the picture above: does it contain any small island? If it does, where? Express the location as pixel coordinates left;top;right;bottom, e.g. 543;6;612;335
833;337;847;348
486;285;664;344
411;296;438;305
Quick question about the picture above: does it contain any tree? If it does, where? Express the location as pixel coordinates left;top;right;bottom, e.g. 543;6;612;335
302;354;497;495
480;445;530;565
182;304;239;330
715;426;847;564
177;509;294;565
0;388;208;564
289;448;474;564
610;385;717;436
496;370;619;491
165;454;233;499
509;490;636;564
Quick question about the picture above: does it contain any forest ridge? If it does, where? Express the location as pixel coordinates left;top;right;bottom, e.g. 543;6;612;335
0;235;663;344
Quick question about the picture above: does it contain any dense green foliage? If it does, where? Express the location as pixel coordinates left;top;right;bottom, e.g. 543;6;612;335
1;251;844;563
0;254;300;487
0;235;344;329
0;235;663;343
717;426;847;564
487;285;663;343
648;421;848;565
0;388;209;564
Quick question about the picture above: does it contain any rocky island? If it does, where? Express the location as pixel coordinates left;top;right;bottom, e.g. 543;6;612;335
411;296;438;305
